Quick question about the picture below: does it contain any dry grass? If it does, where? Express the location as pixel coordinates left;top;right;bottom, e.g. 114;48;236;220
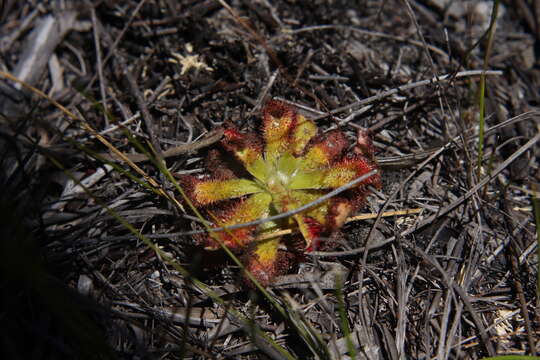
1;1;539;359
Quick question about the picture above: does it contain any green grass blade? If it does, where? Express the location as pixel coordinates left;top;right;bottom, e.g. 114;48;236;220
532;183;540;301
477;0;500;178
336;275;357;359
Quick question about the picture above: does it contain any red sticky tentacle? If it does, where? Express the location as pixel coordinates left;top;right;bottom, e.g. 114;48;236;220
221;126;264;166
243;248;294;287
302;130;349;169
326;197;354;231
302;216;324;252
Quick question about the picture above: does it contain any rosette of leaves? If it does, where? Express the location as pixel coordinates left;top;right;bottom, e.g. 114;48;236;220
182;100;381;286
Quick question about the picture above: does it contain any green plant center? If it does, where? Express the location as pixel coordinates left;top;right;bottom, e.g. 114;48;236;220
266;167;291;192
259;152;305;206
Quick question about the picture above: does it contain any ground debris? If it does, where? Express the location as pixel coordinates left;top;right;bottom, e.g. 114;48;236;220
1;1;539;359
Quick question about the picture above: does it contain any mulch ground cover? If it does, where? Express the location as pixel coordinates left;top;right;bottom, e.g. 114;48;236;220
1;1;539;359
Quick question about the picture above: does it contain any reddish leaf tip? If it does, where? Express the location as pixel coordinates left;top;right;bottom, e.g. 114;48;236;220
244;248;293;287
354;128;377;160
263;99;295;121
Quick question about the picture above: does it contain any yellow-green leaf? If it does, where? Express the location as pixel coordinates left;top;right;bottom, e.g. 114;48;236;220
193;178;262;205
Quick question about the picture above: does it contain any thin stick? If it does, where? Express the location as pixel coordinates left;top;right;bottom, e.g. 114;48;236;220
173;170;378;236
124;66;163;158
253;208;423;241
98;128;224;163
346;208;422;222
84;0;147;92
282;25;451;61
91;7;108;126
477;0;500;178
311;70;502;121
